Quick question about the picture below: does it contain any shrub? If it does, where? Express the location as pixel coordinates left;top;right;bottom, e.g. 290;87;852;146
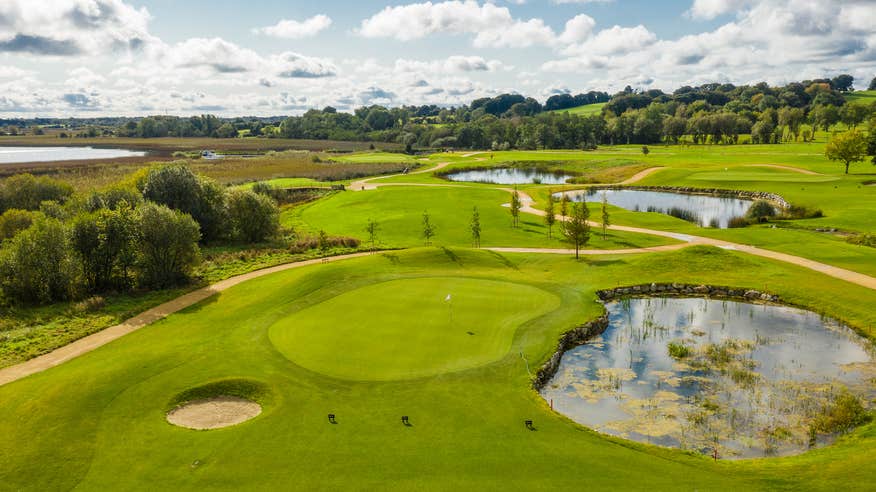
0;209;35;241
226;189;279;243
0;218;77;304
667;342;691;359
810;390;870;435
137;203;201;288
289;234;360;254
0;174;73;212
781;204;824;219
727;216;750;228
74;295;106;313
847;233;876;248
747;200;776;219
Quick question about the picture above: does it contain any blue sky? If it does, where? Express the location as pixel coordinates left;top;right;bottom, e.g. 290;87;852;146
0;0;874;117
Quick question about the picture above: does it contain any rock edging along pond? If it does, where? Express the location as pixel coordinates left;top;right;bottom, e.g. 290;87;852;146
583;185;790;209
532;284;781;390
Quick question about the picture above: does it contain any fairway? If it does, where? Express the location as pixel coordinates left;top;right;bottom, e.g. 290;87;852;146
269;277;559;380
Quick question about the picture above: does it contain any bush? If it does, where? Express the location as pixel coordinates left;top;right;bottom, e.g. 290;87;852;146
0;218;77;304
667;342;691;359
847;233;876;248
0;174;73;212
727;216;750;228
289;234;360;254
226;189;279;243
781;204;824;219
0;209;35;241
747;200;776;219
137;203;201;288
810;390;870;435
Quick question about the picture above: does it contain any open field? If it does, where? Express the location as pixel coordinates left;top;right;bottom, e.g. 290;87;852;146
0;247;874;490
550;102;607;115
846;90;876;106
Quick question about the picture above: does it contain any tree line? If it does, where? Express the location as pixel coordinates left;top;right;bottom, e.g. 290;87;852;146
0;166;280;304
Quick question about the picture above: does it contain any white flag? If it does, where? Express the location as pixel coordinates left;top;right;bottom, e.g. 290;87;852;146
445;294;451;302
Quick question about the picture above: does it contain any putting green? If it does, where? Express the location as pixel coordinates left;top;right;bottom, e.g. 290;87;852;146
268;277;559;380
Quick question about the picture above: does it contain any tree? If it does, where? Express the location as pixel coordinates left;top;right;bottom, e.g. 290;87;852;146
137;203;201;288
365;218;380;252
561;202;591;259
318;230;330;255
869;77;876;91
641;145;650;156
825;130;868;174
0;218;76;304
560;193;570;218
510;189;522;228
544;193;556;238
810;105;840;132
140;164;227;243
421;210;435;245
831;74;854;92
226;189;279;243
601;192;610;240
840;104;869;130
469;206;481;248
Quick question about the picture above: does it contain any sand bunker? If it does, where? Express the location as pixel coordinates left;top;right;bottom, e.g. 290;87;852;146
166;396;261;430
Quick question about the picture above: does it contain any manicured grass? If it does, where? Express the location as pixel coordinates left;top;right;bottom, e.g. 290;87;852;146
551;102;606;115
269;277;559;380
284;186;678;250
0;247;873;490
845;90;876;106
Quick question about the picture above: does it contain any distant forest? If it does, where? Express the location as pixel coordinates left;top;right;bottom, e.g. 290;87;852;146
3;74;875;150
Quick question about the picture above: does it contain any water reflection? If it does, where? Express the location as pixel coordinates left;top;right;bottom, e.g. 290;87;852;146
541;297;874;458
445;167;574;185
564;189;753;228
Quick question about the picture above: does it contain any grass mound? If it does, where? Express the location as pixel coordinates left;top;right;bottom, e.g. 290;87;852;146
166;378;271;412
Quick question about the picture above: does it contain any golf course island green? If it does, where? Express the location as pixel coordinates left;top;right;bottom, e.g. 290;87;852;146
269;277;560;380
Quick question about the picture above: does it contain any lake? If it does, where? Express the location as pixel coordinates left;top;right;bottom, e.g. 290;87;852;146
0;146;145;165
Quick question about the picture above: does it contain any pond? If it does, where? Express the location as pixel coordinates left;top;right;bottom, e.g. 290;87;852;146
541;297;875;459
0;146;145;164
445;167;574;185
565;189;753;228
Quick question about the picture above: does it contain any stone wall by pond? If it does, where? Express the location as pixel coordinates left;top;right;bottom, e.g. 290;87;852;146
532;283;781;390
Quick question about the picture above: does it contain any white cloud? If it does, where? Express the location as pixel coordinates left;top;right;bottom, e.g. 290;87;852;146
358;1;560;48
254;15;332;39
0;0;156;56
395;55;508;73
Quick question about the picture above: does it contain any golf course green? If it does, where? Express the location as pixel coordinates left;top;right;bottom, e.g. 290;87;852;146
269;277;559;380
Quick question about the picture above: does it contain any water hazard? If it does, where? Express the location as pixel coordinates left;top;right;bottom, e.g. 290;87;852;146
566;189;753;228
541;297;874;459
445;167;574;185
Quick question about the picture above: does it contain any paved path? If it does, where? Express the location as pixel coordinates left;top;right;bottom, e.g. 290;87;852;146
350;161;452;191
619;167;666;184
0;252;372;387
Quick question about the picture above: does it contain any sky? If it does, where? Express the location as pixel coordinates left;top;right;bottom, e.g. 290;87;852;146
0;0;875;117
